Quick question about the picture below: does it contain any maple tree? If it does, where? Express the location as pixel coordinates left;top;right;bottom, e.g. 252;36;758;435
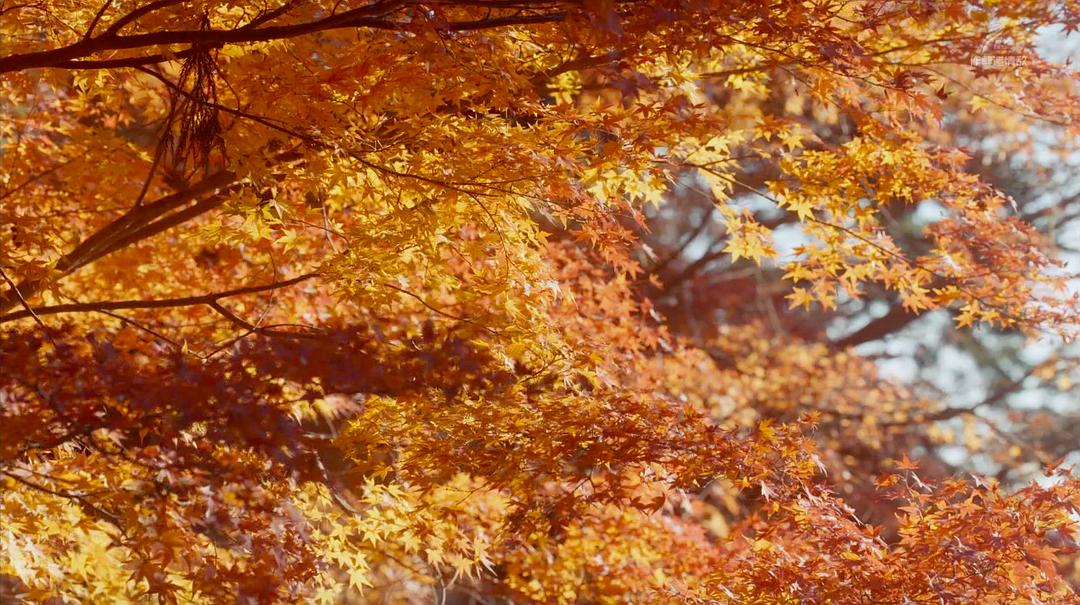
3;0;1080;603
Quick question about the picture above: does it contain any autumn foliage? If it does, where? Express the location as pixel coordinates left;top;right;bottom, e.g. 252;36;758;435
3;0;1080;603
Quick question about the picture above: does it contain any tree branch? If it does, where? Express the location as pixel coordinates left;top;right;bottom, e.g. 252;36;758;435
0;273;317;324
0;171;237;315
0;1;568;74
830;304;919;350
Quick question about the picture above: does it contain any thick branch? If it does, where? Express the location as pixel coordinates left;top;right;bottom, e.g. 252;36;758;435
0;171;237;315
830;304;919;350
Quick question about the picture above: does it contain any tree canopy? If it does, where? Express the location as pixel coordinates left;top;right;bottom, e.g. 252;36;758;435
3;1;1080;603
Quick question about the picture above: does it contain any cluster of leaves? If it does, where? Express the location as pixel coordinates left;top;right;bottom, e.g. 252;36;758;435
2;0;1080;603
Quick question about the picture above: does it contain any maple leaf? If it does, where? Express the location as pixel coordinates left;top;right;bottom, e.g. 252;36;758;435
896;455;921;472
1;2;1080;604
